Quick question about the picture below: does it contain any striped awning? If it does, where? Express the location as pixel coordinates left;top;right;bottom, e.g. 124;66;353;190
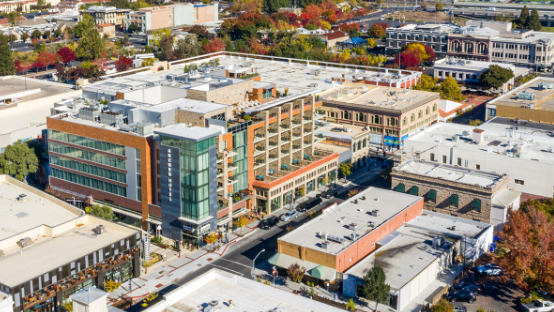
268;253;337;281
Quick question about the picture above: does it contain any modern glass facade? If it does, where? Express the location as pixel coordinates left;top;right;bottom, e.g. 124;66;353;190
48;129;125;155
232;130;249;192
160;135;215;221
49;142;126;169
51;168;127;197
50;155;126;183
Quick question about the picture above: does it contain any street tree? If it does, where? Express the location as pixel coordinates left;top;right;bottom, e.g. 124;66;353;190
497;206;554;296
72;14;94;37
33;51;56;72
56;46;76;66
439;76;465;102
340;163;352;181
362;265;391;312
287;263;306;293
435;2;443;11
202;38;226;54
54;29;62;37
0;141;38;181
174;35;202;59
233;216;247;236
158;34;175;61
21;33;29;42
368;24;386;39
0;34;15;76
42;30;50;39
115;56;133;72
76;30;105;61
31;29;42;38
479;65;515;89
519;5;529;28
430;299;454;312
393;51;420;69
528;8;542;31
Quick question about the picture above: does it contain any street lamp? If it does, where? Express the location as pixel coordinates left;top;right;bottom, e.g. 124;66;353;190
251;249;265;280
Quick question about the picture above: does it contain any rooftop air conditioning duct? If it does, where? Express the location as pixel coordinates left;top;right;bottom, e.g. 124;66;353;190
18;194;28;202
95;225;106;235
19;237;32;248
349;223;358;231
371;209;380;217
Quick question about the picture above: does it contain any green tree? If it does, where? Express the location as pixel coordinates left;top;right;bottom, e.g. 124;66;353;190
37;0;45;9
519;5;529;28
264;0;290;13
521;198;554;221
435;2;443;11
430;299;454;312
7;11;20;26
76;30;105;61
72;14;95;38
233;215;246;236
0;142;38;181
346;299;356;311
340;163;352;181
479;65;515;89
158;34;175;61
54;29;62;37
439;76;465;102
31;29;42;39
362;265;391;312
412;74;438;92
89;204;114;220
174;35;202;59
287;263;306;292
528;8;542;31
0;34;15;76
42;30;51;39
21;33;29;42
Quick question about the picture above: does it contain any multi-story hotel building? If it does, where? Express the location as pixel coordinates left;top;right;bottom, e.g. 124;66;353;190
46;53;431;247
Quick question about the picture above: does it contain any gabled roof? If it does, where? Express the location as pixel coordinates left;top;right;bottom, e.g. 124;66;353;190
69;286;107;304
319;31;348;40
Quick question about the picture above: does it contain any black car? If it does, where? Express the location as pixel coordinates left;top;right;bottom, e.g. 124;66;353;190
450;283;481;293
259;216;279;230
297;197;322;212
447;290;476;303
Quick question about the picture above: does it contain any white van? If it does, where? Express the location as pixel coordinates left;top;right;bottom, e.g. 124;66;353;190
487;7;496;11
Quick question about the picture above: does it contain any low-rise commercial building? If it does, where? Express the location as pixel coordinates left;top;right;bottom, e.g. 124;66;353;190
391;160;521;226
402;117;554;199
319;31;349;49
270;187;424;289
0;175;141;312
95;23;115;38
81;6;129;30
126;3;218;32
386;24;454;57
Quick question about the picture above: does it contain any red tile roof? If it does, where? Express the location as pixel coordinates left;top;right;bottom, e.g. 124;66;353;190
97;23;114;27
319;31;349;41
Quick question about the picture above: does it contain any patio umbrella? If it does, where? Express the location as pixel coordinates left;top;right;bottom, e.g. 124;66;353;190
469;89;477;92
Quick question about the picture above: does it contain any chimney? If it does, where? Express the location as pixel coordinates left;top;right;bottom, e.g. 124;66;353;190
473;128;485;145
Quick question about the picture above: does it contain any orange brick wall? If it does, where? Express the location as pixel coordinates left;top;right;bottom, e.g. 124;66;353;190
47;117;153;230
334;198;424;272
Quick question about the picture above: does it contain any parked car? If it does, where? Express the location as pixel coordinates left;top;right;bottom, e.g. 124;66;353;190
259;216;279;229
452;285;482;294
450;282;479;292
297;197;322;212
447;290;476;303
476;263;501;275
280;210;299;221
522;299;554;312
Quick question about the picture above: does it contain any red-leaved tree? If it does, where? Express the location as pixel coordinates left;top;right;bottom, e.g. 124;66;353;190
368;24;386;38
202;38;226;54
394;52;420;68
424;45;437;62
374;22;390;30
497;206;554;296
115;56;133;72
33;51;56;73
56;47;76;66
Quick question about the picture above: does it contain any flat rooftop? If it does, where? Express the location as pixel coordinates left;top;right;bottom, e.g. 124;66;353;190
346;211;491;290
394;159;505;187
0;77;74;101
0;175;138;287
319;83;439;113
316;122;369;140
158;269;345;312
489;77;554;111
435;58;514;71
405;118;554;165
146;98;230;114
279;187;422;256
154;123;222;141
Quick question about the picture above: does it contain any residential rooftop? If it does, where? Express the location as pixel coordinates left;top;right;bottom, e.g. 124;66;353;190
0;175;138;287
278;187;422;256
404;117;554;165
488;77;554;111
319;83;439;113
394;159;505;188
154;123;222;142
153;269;345;312
346;211;491;290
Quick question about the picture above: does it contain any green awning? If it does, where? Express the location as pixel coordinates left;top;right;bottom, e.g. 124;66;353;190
450;194;459;207
395;184;405;192
427;190;437;200
310;265;326;280
409;186;419;196
472;199;481;212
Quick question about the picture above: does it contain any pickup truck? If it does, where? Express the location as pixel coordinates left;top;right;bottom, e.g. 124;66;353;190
522;299;554;312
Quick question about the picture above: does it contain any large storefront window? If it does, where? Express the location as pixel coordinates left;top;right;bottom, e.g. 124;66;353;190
48;129;125;155
318;174;326;188
283;190;293;207
307;179;315;193
328;170;336;182
51;168;127;197
50;155;127;183
270;196;281;213
49;142;126;169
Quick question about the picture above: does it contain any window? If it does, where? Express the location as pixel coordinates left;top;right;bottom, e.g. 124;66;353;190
410;114;415;122
438;71;443;77
409;186;419;196
450;194;459;207
395;183;405;192
515;179;524;185
418;110;423;119
403;117;408;126
341;110;350;120
457;157;462;166
472;199;482;212
156;149;160;160
430;153;435;161
432;103;437;112
475;164;481;170
442;155;447;164
426;189;437;203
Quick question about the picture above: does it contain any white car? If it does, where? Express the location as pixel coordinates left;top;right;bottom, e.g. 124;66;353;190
522;299;554;312
280;210;298;221
476;263;501;275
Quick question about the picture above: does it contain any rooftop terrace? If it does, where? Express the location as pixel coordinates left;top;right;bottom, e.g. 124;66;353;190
278;187;422;256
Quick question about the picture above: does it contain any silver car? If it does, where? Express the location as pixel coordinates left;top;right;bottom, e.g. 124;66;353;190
280;210;299;222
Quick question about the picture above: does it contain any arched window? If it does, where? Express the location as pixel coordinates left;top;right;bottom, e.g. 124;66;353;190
363;138;367;148
418;110;423;119
426;107;430;115
341;110;350;120
355;113;365;122
409;186;419;196
403;117;408;126
450;194;459;207
433;103;437;112
426;189;437;203
357;141;362;151
395;183;405;192
410;114;415;122
472;199;482;212
373;115;381;124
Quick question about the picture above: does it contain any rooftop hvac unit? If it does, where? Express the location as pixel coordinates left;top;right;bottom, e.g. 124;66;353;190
526;103;535;109
432;236;445;249
452;135;458;142
348;223;358;231
18;194;28;202
321;240;331;249
137;122;155;136
518;92;535;100
19;237;32;248
318;232;327;239
361;196;366;200
327;234;346;244
538;82;554;90
462;130;469;137
203;300;219;312
95;225;106;235
371;209;380;217
309;83;319;87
